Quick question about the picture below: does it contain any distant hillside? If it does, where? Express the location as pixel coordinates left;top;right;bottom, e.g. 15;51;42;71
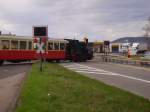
112;37;150;44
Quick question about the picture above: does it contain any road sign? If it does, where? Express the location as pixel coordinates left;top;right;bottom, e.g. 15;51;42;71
33;25;48;38
32;25;48;72
36;43;45;54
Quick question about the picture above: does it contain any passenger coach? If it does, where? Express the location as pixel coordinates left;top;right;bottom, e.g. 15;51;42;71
0;35;68;65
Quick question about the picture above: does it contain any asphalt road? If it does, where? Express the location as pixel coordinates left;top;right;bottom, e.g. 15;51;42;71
0;63;32;112
61;60;150;100
0;63;32;79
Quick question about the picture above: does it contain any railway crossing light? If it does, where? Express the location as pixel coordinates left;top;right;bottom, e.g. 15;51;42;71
33;26;48;38
33;38;38;43
33;25;48;72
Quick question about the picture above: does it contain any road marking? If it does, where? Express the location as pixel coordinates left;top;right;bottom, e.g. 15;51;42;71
70;68;106;72
65;66;104;71
63;64;111;73
75;63;150;84
61;63;150;84
75;71;118;75
100;62;150;72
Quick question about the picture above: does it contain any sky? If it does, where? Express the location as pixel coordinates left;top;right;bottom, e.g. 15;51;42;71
0;0;150;41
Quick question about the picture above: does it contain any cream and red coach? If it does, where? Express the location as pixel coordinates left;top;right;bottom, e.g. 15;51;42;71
0;35;68;65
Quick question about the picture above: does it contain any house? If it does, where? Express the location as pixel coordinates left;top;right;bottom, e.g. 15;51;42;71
110;37;150;55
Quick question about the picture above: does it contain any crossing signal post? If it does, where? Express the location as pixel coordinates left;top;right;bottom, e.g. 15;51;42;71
103;41;110;62
33;25;48;72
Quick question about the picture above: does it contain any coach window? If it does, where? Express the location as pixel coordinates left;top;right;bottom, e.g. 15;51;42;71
1;40;10;50
54;43;59;50
11;40;18;50
60;43;65;50
28;41;32;50
20;41;27;50
48;42;53;50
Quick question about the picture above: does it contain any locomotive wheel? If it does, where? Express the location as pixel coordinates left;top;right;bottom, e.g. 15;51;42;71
0;60;4;66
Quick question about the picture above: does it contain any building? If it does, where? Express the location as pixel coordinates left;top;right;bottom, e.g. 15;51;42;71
110;37;150;55
93;41;104;53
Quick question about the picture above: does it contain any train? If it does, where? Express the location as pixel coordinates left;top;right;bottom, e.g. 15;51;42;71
0;35;93;65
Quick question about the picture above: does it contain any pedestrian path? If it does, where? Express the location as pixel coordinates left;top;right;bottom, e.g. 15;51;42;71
60;63;118;76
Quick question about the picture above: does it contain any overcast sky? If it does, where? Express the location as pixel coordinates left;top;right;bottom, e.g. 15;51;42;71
0;0;149;41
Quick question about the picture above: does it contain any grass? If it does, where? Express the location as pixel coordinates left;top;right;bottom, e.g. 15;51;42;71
16;63;150;112
130;55;141;60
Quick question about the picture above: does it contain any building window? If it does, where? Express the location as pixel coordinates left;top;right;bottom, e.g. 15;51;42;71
1;40;10;50
112;46;119;53
11;40;18;50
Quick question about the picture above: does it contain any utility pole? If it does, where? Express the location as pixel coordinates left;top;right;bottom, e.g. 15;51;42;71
143;17;150;51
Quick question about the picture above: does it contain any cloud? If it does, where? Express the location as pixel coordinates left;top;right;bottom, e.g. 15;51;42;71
0;0;149;41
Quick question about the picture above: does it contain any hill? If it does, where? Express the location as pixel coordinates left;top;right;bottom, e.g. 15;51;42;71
112;37;150;44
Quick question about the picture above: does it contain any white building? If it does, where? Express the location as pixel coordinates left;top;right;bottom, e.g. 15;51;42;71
110;42;140;55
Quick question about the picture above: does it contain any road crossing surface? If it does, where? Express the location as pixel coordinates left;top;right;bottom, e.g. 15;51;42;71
61;62;150;100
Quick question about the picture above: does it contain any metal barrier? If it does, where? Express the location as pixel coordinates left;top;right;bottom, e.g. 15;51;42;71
102;56;150;67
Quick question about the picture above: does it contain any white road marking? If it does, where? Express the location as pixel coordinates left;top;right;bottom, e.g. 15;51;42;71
63;65;111;73
75;63;150;84
75;71;118;75
112;73;150;84
61;63;150;84
68;68;105;72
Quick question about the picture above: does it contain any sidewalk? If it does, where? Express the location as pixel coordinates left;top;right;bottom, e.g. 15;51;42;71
0;73;25;112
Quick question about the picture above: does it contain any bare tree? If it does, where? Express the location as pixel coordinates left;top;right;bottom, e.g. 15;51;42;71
143;17;150;51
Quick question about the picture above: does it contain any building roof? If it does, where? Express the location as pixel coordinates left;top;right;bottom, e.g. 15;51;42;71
112;37;150;44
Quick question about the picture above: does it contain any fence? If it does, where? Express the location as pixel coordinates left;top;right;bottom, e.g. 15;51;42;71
101;56;150;67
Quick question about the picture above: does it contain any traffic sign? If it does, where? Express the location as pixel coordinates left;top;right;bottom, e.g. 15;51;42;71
36;43;45;54
33;25;48;38
32;25;48;72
